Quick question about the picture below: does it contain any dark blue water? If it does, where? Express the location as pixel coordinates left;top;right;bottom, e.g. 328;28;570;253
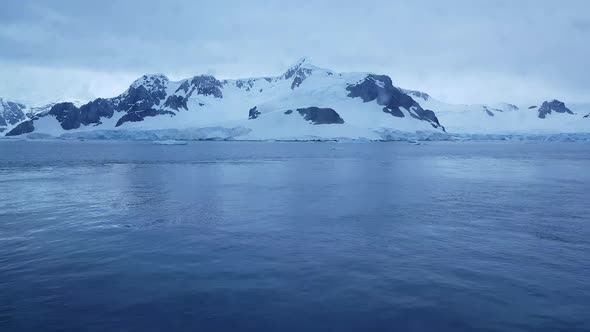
1;141;589;332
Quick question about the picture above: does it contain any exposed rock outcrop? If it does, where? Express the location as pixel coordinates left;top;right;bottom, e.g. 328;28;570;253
293;107;344;124
538;100;573;119
347;74;443;130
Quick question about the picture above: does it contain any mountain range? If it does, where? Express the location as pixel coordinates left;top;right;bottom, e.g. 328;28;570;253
2;58;589;141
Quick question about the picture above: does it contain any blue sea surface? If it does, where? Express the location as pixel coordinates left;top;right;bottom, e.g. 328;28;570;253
1;141;589;332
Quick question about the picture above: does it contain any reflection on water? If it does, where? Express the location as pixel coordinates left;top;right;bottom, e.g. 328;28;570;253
1;141;589;331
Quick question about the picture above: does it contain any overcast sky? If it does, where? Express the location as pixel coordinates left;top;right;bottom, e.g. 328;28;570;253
1;0;589;105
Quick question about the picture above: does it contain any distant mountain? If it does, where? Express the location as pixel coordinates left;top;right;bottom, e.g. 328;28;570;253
0;98;27;132
404;90;589;135
0;98;84;134
2;58;589;140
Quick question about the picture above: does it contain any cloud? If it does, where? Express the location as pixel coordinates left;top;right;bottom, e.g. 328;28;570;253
0;63;137;104
0;0;588;104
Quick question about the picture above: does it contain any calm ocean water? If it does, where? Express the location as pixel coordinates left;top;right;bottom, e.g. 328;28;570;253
1;141;589;332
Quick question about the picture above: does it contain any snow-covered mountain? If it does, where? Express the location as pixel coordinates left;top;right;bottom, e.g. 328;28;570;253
0;98;27;133
3;58;446;140
403;90;590;136
2;58;589;141
0;98;83;134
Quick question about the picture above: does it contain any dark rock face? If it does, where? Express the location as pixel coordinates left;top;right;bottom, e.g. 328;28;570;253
282;58;314;90
174;75;223;100
537;100;573;119
115;109;175;127
80;98;114;125
584;113;589;118
49;103;83;130
117;85;166;113
347;75;416;110
483;106;495;117
253;106;344;124
347;75;443;130
164;95;188;111
189;75;223;98
421;110;441;126
283;60;306;80
235;79;255;91
291;68;313;90
528;105;538;109
48;100;113;130
0;99;27;126
248;106;260;119
6;120;35;136
175;80;191;94
293;107;344;124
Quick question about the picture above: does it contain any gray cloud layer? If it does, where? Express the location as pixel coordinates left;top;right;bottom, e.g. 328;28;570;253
1;0;589;104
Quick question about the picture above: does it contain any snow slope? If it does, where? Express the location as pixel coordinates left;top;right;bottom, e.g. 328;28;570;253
403;90;590;135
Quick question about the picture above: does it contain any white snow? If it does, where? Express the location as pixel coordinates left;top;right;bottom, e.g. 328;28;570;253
414;94;590;135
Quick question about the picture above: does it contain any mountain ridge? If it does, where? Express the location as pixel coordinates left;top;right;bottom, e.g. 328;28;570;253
2;59;589;140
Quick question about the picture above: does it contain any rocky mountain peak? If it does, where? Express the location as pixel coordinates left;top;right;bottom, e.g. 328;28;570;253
0;98;27;127
538;99;573;119
130;74;170;90
283;57;316;79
